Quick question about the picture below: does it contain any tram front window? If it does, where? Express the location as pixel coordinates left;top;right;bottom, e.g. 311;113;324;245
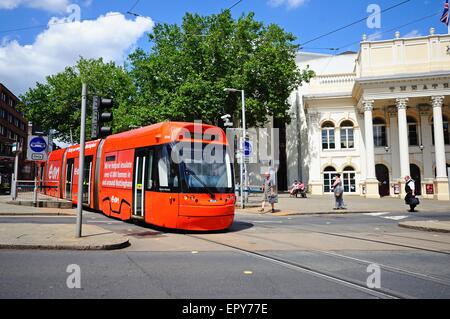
172;142;234;194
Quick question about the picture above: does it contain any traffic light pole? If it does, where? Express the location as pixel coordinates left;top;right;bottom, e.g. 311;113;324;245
76;83;87;238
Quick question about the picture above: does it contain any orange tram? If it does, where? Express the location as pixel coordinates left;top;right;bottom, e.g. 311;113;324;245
38;122;236;231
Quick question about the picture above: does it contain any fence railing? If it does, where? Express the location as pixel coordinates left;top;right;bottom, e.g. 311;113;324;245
235;185;264;208
11;179;60;203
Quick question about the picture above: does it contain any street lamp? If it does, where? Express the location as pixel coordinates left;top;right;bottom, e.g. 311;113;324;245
224;88;246;209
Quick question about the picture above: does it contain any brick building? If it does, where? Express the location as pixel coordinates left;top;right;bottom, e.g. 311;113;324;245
0;83;30;193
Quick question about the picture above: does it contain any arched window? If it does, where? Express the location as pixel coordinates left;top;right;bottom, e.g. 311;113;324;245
432;116;450;145
322;122;335;150
373;117;387;147
407;116;418;146
342;166;356;193
340;120;354;149
323;166;337;193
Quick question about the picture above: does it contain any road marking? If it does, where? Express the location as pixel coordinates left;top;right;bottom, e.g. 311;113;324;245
252;221;283;224
382;215;408;221
243;271;253;275
191;251;199;254
364;212;390;217
87;220;121;224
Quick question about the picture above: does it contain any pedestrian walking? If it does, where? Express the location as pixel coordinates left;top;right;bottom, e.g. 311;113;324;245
331;174;345;210
260;172;276;213
404;175;419;212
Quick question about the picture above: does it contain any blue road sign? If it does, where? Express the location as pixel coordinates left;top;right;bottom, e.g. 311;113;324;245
243;140;252;157
29;136;47;152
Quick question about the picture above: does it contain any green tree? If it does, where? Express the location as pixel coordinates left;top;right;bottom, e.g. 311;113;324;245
20;57;134;142
126;10;314;129
20;11;314;141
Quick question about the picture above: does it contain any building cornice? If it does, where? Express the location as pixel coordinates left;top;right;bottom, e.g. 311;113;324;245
303;92;353;100
355;71;450;85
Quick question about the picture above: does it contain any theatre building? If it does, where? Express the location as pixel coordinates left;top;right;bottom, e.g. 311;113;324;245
285;30;450;200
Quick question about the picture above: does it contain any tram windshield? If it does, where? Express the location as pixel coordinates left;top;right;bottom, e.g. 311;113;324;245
171;142;234;194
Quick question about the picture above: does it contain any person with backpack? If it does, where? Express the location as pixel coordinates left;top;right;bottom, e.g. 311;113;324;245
404;175;419;212
332;174;345;210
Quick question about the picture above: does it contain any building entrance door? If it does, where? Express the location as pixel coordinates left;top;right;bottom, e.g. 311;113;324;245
410;164;422;196
376;164;390;197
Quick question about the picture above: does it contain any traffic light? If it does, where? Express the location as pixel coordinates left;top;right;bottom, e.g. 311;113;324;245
91;96;113;139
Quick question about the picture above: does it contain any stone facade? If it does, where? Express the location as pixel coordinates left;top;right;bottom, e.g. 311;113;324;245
286;31;450;200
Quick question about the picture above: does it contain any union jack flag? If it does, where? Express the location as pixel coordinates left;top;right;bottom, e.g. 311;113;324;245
442;0;449;26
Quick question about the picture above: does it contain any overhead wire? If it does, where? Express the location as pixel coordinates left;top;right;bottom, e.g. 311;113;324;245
335;10;442;53
299;0;412;47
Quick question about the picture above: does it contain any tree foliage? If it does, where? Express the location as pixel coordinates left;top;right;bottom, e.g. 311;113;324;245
20;11;314;141
20;58;134;142
126;10;314;129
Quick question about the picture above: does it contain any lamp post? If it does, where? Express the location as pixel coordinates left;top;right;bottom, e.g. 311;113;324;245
224;88;246;209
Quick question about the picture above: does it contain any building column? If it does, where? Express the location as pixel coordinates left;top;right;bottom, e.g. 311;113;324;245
396;98;410;196
418;104;434;199
431;96;449;200
363;100;380;198
388;106;400;197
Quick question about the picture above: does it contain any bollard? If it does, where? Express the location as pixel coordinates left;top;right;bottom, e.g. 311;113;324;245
33;177;38;206
11;173;16;201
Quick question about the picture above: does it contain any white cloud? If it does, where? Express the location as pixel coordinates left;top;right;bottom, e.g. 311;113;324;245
0;12;154;95
404;30;421;38
0;0;70;12
268;0;306;9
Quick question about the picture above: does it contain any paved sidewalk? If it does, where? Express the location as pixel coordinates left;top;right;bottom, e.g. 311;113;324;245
0;223;129;250
0;195;75;216
399;221;450;233
239;193;450;216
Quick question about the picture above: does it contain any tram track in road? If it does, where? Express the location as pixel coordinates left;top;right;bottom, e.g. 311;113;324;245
218;230;450;288
186;234;409;299
245;220;450;256
288;226;450;256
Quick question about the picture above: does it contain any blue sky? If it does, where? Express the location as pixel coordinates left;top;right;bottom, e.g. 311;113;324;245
0;0;449;94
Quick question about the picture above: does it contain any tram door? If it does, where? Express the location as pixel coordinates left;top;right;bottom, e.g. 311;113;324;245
65;159;74;200
133;149;148;218
82;156;93;205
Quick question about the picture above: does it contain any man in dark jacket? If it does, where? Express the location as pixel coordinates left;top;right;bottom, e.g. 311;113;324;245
404;176;418;212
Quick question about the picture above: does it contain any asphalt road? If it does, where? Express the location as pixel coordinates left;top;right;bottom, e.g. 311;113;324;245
1;209;450;299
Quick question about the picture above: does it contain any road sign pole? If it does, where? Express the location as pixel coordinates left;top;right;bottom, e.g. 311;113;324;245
241;90;247;205
76;83;87;238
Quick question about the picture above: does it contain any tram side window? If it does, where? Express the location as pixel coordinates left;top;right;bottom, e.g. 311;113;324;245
146;149;154;190
155;145;179;191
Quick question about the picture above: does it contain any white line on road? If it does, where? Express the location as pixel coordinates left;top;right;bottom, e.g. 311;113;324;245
252;221;283;224
382;215;408;221
87;220;121;224
363;212;390;217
